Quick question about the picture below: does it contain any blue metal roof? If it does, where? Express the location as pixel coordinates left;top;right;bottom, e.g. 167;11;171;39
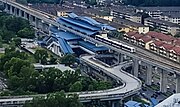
125;101;150;107
57;18;97;35
68;13;79;19
79;41;108;52
60;17;101;31
150;98;158;106
56;32;81;41
50;27;81;41
50;26;59;33
80;16;101;26
58;38;74;54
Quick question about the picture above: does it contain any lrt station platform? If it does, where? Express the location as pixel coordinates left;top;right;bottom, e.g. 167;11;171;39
39;13;115;56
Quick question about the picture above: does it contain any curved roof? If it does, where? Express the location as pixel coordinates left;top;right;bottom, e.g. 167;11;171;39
80;16;101;26
68;13;78;19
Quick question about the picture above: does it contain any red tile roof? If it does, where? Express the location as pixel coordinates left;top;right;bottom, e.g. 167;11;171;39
146;31;175;42
131;34;143;40
160;43;174;50
150;40;164;47
175;39;180;46
170;46;180;55
126;31;137;37
146;31;159;37
139;36;152;43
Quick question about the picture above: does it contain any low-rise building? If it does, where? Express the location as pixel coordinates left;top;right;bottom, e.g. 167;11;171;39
144;17;180;36
156;93;180;107
146;31;175;44
84;8;113;21
110;6;142;23
113;18;149;34
160;13;180;24
94;18;129;32
138;36;152;48
140;7;180;19
124;31;180;62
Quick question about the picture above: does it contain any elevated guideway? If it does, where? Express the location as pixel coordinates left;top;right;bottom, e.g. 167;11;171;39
0;0;180;102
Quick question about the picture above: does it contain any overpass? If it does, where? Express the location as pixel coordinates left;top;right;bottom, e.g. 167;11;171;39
0;0;180;101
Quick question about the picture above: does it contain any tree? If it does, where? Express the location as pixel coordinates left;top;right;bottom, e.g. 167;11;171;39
69;81;82;92
13;37;21;46
17;27;35;39
3;57;31;77
60;54;75;66
5;17;29;33
24;91;83;107
0;36;2;48
49;55;57;64
34;49;48;64
0;29;15;43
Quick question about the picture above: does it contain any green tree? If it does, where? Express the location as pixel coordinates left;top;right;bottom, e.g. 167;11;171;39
69;81;82;92
60;54;75;66
49;55;57;64
34;49;48;64
13;37;21;46
0;29;15;43
4;57;31;77
24;91;83;107
0;36;2;48
88;84;94;91
17;27;35;39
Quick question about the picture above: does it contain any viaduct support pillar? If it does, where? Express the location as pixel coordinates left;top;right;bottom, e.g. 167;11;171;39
145;64;152;86
175;74;180;93
117;53;124;63
133;59;139;77
19;10;22;17
35;18;40;29
29;15;34;25
9;6;13;14
5;4;9;12
159;69;168;93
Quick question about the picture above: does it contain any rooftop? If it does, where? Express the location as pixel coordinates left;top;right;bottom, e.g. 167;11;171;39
85;8;111;16
113;18;147;27
150;40;164;47
79;41;108;52
146;31;175;42
145;17;180;27
57;13;116;35
111;5;139;16
170;46;180;55
94;18;128;29
160;43;174;50
126;31;138;36
156;93;180;107
132;33;143;39
140;6;180;12
162;12;180;18
139;36;152;43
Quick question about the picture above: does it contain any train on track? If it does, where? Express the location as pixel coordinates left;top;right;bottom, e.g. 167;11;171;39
95;35;136;53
